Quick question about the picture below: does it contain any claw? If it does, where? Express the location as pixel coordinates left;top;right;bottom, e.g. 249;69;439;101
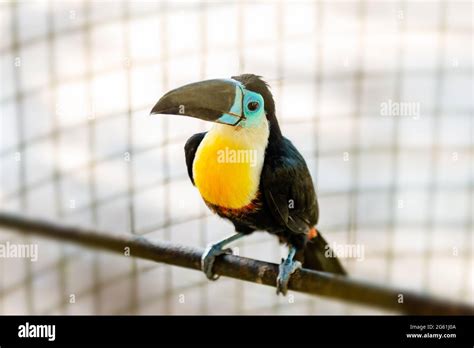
201;244;233;280
276;257;302;295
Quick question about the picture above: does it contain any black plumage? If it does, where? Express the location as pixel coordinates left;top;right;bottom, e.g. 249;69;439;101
184;74;346;275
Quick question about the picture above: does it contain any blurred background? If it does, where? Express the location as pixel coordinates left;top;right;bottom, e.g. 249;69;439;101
0;0;472;314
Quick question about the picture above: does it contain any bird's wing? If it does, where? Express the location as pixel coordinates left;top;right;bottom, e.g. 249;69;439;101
184;132;207;185
262;138;319;236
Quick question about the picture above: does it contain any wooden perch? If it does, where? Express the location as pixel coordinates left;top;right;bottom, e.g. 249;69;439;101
0;212;472;315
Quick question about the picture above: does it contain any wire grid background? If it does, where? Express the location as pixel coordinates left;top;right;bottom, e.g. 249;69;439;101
0;0;472;315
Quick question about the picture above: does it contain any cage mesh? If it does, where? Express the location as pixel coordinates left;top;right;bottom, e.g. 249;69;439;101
0;0;472;314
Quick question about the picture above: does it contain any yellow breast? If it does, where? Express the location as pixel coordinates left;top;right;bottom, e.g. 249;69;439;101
193;124;268;209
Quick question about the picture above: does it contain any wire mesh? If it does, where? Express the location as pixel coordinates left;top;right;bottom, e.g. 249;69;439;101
0;0;472;314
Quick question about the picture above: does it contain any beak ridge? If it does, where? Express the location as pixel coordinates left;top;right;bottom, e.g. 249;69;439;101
150;79;244;125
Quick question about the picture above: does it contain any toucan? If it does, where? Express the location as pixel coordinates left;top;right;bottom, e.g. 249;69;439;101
151;74;346;294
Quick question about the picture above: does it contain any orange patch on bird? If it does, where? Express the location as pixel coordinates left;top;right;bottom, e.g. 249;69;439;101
210;192;262;218
308;227;318;240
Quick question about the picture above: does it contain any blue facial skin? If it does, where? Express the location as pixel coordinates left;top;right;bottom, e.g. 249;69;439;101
216;80;265;128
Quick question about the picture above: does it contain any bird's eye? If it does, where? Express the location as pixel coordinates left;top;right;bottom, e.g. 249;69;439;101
247;101;259;111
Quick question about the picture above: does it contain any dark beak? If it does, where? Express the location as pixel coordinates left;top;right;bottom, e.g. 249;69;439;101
150;79;245;126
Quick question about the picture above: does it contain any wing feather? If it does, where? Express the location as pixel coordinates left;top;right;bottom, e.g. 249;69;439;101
262;137;318;236
184;132;206;185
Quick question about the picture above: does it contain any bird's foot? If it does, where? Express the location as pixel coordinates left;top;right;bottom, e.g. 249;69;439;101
201;243;233;280
276;257;302;295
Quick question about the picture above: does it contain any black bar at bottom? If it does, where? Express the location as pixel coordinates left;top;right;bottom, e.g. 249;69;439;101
0;315;472;346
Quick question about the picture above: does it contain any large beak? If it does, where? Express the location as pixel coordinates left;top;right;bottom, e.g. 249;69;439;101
150;79;245;126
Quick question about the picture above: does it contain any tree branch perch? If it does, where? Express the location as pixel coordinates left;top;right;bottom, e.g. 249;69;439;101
0;212;472;315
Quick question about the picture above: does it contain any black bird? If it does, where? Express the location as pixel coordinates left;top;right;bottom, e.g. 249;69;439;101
151;74;346;294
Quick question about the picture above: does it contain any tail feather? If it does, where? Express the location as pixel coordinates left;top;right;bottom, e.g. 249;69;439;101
301;232;347;276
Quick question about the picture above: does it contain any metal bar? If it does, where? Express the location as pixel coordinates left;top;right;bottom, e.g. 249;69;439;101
47;0;68;314
386;0;405;284
122;0;139;315
423;0;447;290
159;0;172;315
10;0;34;314
0;212;472;316
82;0;100;314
